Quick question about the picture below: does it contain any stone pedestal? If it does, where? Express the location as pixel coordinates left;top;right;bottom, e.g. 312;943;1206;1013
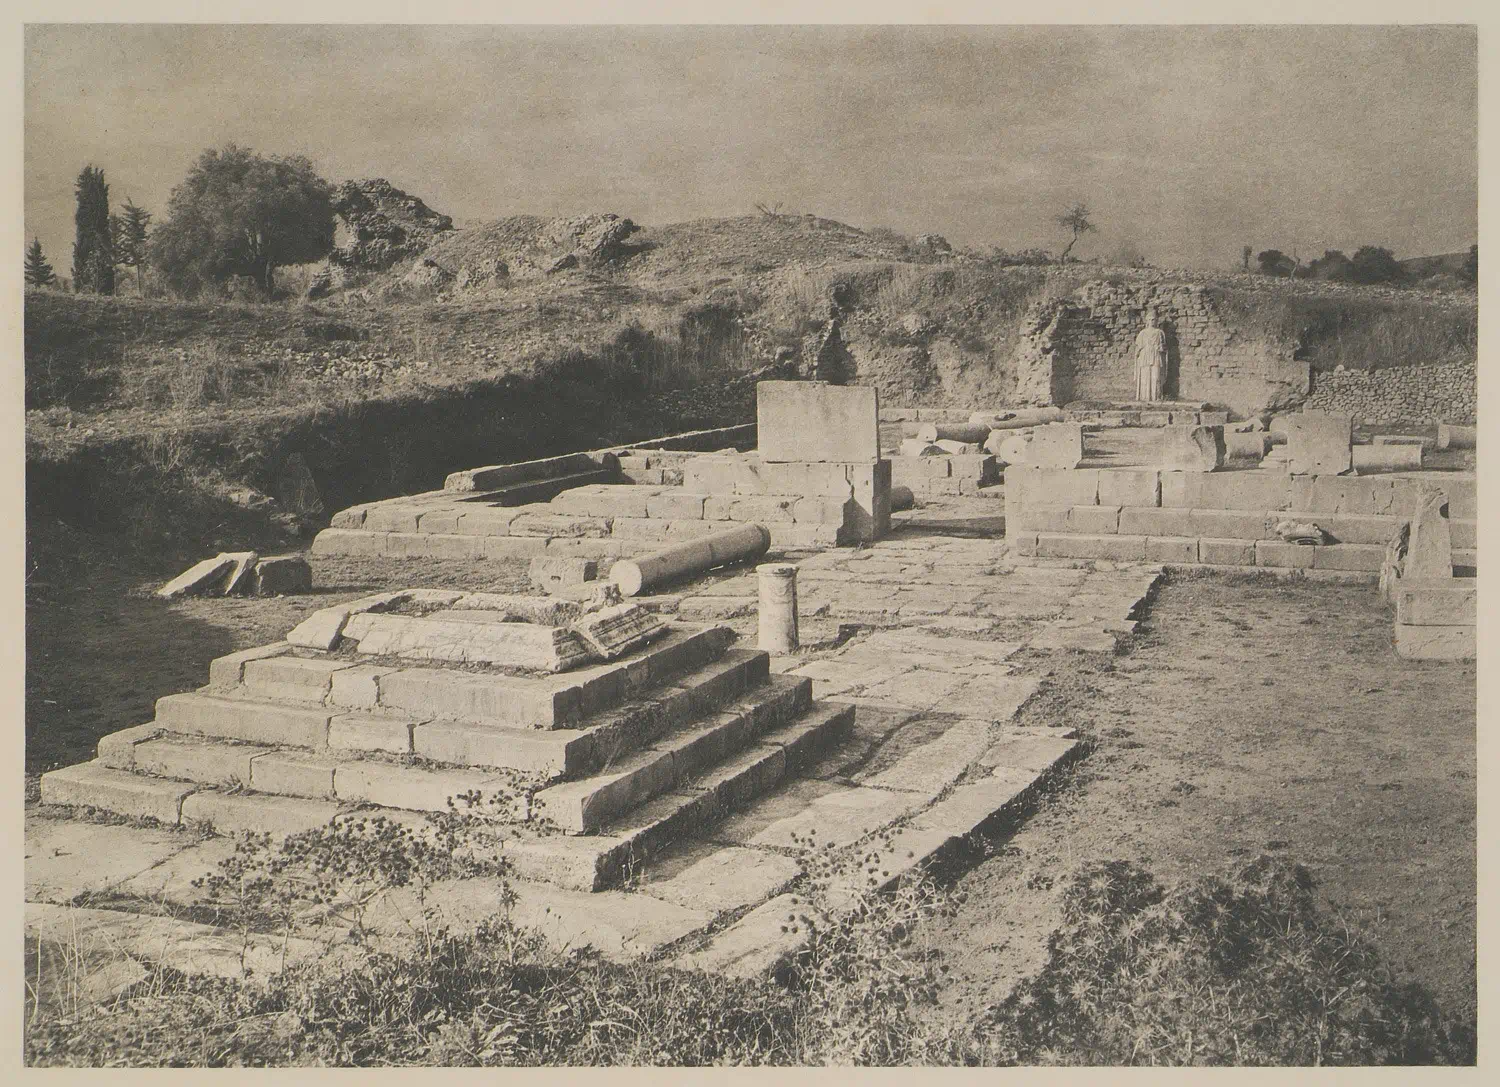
1283;412;1352;476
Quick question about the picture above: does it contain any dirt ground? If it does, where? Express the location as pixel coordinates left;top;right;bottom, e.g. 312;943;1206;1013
924;571;1477;1022
24;539;1476;1023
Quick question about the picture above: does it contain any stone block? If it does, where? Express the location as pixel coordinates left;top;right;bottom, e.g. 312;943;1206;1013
1097;469;1161;508
243;656;355;702
1451;520;1477;551
1118;506;1194;537
363;506;423;533
1010;531;1040;556
1198;538;1257;566
729;495;797;523
1159;425;1225;471
328;713;415;754
1187;508;1275;540
1396;582;1477;626
1437;423;1477;451
1068;505;1121;534
1405;487;1454;580
1161;472;1291;511
1224;431;1269;460
842;460;892;543
208;642;293;687
1009;505;1071;534
455;507;521;536
417;509;462;534
757;381;879;463
40;761;195;825
1288;476;1401;517
792;495;850;525
1311;543;1385;572
96;723;166;769
133;738;268;786
1029;423;1085;469
1035;533;1147;561
1146;537;1199;563
386;532;487;559
1394;623;1475;660
155;554;235;600
1012;467;1100;509
154;693;333;748
333;762;515;814
377;669;582;729
646;492;707;520
1254;540;1316;569
1325;514;1405;546
1284;412;1352;475
251;555;313;596
529;555;598;593
508;513;613;539
180;792;341;837
249;752;341;798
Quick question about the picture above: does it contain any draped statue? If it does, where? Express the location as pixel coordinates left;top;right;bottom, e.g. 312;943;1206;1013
1132;317;1167;402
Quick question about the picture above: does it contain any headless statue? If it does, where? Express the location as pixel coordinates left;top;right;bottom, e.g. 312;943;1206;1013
1133;318;1167;402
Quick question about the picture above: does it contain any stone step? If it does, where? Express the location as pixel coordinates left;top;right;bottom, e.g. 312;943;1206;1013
44;698;854;894
218;622;737;730
533;672;812;833
482;469;618;508
511;700;856;890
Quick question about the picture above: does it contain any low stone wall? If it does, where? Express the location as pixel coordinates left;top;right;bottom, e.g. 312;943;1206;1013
1006;466;1477;572
1303;360;1476;425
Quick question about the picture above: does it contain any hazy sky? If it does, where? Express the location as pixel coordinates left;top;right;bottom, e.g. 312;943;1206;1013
23;23;1478;273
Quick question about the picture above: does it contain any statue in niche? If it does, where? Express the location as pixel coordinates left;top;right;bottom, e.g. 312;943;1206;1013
1132;312;1168;402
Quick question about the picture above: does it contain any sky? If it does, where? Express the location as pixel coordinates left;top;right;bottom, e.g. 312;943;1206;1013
23;23;1478;273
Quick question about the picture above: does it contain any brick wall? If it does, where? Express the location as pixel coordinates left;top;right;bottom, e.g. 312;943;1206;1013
1013;281;1310;417
1303;360;1475;425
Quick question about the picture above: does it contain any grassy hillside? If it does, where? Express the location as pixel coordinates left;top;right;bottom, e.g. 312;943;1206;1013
24;212;1478;563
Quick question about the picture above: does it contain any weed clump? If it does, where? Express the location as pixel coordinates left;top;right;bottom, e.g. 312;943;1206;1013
982;857;1475;1066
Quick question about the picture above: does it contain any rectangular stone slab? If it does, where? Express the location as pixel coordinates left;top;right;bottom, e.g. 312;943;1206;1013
156;555;235;600
1284;412;1352;476
757;381;879;463
342;613;595;671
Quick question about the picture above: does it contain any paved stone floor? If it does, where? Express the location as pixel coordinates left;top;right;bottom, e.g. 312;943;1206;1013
26;495;1165;987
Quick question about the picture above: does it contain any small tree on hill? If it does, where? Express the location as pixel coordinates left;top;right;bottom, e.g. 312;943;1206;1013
1256;249;1296;277
71;165;114;295
1054;203;1096;261
1463;243;1477;284
1241;245;1252;272
24;238;58;288
1348;245;1405;286
110;198;153;294
1307;249;1354;282
150;144;334;298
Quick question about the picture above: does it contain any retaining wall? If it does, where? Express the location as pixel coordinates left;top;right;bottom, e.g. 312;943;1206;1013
1304;360;1476;425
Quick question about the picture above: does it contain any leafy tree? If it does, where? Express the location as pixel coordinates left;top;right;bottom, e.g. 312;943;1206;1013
1054;203;1096;261
1463;243;1477;284
1348;245;1405;286
150;144;334;298
1241;245;1252;272
71;165;114;295
109;198;153;294
1307;249;1354;282
1256;249;1296;277
24;238;58;288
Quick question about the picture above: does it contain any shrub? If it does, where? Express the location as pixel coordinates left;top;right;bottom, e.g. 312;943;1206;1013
981;857;1475;1065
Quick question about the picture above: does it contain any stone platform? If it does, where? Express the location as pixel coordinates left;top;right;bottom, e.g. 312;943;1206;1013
29;518;1165;988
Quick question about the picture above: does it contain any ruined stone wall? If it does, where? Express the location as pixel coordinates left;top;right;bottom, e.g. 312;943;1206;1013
1303;360;1475;425
1013;281;1310;417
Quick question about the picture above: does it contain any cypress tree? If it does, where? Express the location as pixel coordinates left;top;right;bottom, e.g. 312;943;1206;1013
71;165;114;295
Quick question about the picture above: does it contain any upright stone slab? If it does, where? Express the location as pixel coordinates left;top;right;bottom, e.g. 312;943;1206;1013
1404;487;1453;580
1283;413;1352;476
1159;425;1225;472
757;381;879;464
1029;423;1085;470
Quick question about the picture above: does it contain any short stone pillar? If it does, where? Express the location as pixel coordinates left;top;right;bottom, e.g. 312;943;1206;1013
757;563;799;654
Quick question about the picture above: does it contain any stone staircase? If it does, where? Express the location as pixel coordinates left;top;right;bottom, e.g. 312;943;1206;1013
40;614;855;893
